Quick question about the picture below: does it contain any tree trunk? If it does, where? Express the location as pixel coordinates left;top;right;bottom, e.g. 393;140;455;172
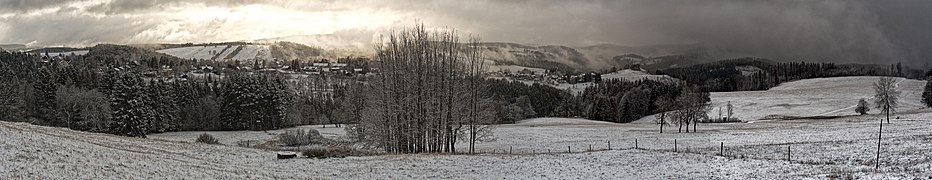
659;114;664;133
678;121;682;133
693;120;697;132
684;121;689;133
886;108;891;124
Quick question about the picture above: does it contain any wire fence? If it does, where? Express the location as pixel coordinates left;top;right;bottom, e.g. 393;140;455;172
470;136;927;167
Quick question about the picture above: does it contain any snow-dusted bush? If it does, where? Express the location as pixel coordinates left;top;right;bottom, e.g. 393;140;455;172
195;133;220;144
855;98;870;115
302;146;352;158
922;78;932;108
235;140;261;148
278;129;324;146
301;145;378;159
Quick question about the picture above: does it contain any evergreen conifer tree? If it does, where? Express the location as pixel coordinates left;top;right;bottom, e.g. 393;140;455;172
109;73;149;137
34;67;59;124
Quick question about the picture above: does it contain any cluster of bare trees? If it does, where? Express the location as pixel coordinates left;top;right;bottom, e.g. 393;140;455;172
285;75;343;126
56;86;110;132
653;87;711;133
356;24;491;154
668;88;711;133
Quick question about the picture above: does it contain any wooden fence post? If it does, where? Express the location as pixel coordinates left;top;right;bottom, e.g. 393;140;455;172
510;146;513;154
787;145;791;162
720;142;724;156
674;139;677;152
589;144;592;152
608;141;612;150
635;139;639;149
567;146;571;153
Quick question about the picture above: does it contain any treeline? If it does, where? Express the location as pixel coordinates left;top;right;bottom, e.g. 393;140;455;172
658;58;898;92
0;50;338;137
480;77;695;124
579;79;686;123
481;79;571;123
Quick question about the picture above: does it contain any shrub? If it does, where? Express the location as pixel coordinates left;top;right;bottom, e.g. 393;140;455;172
301;146;378;159
704;117;741;123
236;140;261;148
278;129;325;146
855;98;870;115
195;133;220;144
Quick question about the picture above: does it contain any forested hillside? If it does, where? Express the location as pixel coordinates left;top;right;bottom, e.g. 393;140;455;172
0;49;336;138
269;41;324;61
658;58;904;92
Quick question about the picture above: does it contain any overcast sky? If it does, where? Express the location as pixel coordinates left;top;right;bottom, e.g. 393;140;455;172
1;0;930;67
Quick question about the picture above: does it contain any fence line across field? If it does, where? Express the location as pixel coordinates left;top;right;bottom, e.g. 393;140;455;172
475;139;807;164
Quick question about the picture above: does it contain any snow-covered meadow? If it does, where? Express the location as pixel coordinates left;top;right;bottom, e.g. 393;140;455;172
3;76;931;179
156;45;272;62
34;50;89;57
4;113;931;179
708;76;926;120
148;124;347;145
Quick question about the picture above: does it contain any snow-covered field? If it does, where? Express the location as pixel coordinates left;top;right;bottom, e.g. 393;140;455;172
157;45;272;61
3;76;931;179
31;50;89;57
709;76;926;121
4;112;931;179
630;76;926;123
487;64;547;74
149;125;347;145
601;69;676;82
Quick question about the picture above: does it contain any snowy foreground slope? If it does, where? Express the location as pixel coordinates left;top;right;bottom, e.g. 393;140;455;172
6;115;932;179
4;76;932;179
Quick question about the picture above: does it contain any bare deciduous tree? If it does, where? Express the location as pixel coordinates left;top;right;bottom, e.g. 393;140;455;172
873;77;900;124
922;78;932;108
726;101;734;120
873;76;900;169
654;95;674;133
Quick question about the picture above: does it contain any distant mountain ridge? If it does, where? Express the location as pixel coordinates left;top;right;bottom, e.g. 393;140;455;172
9;34;745;72
0;44;27;51
246;34;734;72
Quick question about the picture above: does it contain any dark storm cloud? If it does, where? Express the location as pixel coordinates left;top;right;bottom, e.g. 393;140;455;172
1;0;930;68
386;0;931;67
